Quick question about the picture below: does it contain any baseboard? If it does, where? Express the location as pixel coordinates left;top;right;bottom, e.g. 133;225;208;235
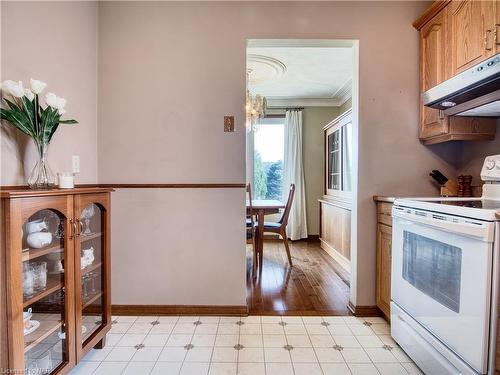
261;235;319;241
112;305;248;316
347;301;381;317
306;235;320;242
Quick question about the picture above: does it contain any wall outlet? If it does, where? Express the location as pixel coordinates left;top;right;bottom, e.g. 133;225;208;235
72;155;80;174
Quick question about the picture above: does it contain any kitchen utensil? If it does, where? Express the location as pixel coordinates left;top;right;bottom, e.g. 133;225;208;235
23;263;34;297
27;232;52;249
32;261;48;291
81;205;95;235
82;247;95;267
24;319;40;336
23;308;33;330
50;260;64;274
430;170;458;196
25;219;48;234
458;175;473;197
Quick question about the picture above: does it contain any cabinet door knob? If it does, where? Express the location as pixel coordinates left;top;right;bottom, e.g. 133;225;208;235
495;24;500;46
69;219;77;239
77;220;83;237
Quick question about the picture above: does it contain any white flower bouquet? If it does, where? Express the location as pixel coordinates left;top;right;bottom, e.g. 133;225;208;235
1;79;78;189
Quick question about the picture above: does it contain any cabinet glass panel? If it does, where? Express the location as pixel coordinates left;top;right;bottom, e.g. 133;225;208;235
79;203;105;343
328;130;341;190
22;209;67;374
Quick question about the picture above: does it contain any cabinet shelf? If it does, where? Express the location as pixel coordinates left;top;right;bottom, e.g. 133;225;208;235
81;262;102;276
22;244;63;262
80;232;102;243
82;292;103;309
23;276;63;308
24;319;62;353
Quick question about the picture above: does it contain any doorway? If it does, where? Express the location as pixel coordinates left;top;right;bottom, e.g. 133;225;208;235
245;39;358;315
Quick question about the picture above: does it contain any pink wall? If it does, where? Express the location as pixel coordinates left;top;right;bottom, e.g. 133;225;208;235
2;1;465;307
98;1;457;307
1;1;98;185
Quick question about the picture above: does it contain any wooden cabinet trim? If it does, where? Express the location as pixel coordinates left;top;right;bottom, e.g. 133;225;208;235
413;0;452;30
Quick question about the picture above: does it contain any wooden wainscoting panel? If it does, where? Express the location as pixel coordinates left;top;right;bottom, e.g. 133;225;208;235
112;305;248;316
320;201;351;273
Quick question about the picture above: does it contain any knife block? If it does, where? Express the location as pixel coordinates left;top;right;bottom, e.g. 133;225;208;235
440;180;458;197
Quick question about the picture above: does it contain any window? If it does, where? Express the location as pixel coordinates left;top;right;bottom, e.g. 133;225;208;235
253;118;284;200
326;116;352;194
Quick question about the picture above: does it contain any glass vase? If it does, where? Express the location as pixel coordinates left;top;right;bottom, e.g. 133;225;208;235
28;142;55;189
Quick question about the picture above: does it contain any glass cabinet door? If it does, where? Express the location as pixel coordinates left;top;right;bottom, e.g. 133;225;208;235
22;209;69;374
328;129;341;190
76;200;107;348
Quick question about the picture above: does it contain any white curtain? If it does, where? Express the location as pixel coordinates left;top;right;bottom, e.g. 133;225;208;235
246;126;254;187
283;109;308;240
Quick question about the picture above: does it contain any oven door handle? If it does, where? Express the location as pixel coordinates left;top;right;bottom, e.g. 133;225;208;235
393;208;494;242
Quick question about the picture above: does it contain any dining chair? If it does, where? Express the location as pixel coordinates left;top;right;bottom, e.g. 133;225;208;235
246;184;258;274
257;184;295;266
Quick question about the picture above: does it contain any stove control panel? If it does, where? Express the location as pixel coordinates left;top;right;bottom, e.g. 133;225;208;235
481;154;500;181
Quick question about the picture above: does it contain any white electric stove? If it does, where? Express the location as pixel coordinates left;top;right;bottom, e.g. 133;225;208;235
391;155;500;375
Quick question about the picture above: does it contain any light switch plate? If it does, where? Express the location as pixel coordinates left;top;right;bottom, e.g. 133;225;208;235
224;116;234;132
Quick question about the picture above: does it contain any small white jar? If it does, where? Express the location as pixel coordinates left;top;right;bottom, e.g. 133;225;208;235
58;173;74;189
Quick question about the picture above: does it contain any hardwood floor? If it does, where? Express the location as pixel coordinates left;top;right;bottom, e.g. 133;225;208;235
246;239;351;316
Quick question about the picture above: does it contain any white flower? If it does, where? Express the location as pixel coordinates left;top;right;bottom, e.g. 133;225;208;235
24;89;35;101
58;108;66;115
30;78;47;94
2;80;25;98
45;92;66;111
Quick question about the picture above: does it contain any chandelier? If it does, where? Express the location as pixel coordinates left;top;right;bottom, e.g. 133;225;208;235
246;69;267;132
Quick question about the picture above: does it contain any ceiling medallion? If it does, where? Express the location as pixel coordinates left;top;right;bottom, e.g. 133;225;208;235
247;54;287;85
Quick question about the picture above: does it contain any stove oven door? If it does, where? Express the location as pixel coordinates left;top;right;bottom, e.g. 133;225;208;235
392;206;495;374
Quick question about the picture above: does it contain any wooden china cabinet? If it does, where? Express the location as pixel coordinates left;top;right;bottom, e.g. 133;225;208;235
0;187;113;375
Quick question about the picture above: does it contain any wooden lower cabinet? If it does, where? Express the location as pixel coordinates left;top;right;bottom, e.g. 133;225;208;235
376;223;392;321
375;200;393;321
0;188;112;374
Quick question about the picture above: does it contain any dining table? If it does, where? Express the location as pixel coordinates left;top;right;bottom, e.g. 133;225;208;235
246;199;285;272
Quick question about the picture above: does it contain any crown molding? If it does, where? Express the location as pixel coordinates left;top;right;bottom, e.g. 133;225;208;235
332;78;352;106
266;78;352;108
267;97;343;107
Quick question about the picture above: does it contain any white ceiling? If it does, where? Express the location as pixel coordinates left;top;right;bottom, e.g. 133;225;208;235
247;47;353;106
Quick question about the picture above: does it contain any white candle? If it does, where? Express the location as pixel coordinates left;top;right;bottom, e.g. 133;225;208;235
58;173;74;189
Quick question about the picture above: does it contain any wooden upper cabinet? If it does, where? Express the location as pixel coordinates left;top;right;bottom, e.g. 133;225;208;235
449;0;496;75
419;8;449;139
497;0;500;53
414;0;497;145
421;8;449;91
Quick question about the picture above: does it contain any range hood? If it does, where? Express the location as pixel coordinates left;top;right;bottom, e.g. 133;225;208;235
423;53;500;117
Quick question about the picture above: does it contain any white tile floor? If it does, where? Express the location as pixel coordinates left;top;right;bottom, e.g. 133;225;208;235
70;315;422;375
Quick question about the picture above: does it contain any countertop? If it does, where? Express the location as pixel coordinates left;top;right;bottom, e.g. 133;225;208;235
373;196;397;203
